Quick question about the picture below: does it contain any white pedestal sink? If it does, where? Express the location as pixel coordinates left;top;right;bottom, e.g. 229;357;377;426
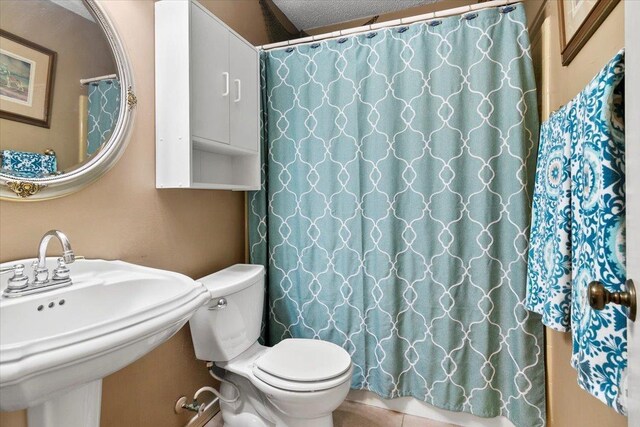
0;258;210;427
27;380;102;427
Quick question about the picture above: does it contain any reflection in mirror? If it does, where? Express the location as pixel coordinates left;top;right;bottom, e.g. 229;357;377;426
0;0;119;180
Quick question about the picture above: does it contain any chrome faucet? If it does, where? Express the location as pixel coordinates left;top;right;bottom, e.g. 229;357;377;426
2;230;76;298
33;230;75;284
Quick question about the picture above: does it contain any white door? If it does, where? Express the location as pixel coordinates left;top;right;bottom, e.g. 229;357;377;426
626;2;639;425
229;33;259;152
191;3;230;145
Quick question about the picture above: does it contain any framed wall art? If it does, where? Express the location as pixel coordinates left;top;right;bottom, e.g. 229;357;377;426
558;0;621;66
0;29;56;128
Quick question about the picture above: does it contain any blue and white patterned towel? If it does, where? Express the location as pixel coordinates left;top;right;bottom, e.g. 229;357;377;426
526;50;627;413
526;108;573;331
570;50;626;414
1;149;57;178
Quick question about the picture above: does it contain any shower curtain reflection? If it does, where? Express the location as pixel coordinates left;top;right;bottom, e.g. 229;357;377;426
85;78;120;158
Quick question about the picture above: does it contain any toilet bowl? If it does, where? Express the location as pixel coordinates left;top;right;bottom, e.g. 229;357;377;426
189;264;353;427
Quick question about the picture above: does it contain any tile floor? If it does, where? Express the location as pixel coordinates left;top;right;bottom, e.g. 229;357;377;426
206;400;459;427
333;401;458;427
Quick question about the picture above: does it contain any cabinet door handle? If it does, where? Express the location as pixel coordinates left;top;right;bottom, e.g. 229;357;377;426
222;72;229;97
234;79;241;103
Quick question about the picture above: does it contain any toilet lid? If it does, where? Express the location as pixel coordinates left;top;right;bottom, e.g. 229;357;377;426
254;339;352;382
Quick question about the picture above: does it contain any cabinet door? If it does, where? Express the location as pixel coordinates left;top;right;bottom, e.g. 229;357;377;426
191;4;230;145
230;34;259;152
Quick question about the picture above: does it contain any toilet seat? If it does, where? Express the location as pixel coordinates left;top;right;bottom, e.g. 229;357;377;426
252;339;352;392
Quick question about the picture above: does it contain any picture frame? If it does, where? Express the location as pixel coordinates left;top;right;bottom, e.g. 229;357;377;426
0;29;56;128
558;0;621;66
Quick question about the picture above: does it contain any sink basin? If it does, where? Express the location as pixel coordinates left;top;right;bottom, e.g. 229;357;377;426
0;258;209;426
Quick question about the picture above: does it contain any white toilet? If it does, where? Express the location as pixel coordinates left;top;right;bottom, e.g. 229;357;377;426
190;264;353;427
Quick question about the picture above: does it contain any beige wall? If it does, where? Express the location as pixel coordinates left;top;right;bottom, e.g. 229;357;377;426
524;1;627;426
0;1;283;427
0;1;116;171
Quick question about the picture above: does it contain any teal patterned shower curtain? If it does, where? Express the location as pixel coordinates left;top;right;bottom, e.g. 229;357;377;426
87;79;121;157
249;4;545;426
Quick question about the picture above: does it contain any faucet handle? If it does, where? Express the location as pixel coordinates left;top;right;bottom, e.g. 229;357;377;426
1;264;29;290
52;257;71;281
1;264;23;275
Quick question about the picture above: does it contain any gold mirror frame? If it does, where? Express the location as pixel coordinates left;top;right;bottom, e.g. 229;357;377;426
0;0;136;201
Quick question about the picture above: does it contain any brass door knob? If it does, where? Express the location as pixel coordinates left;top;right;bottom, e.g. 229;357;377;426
588;279;636;321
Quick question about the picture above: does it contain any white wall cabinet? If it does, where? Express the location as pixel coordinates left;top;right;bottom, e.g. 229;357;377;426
155;0;260;190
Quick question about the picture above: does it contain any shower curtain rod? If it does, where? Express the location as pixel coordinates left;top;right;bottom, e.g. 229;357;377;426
80;74;118;85
258;0;519;51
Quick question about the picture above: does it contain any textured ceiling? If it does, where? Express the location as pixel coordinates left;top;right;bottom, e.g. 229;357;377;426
272;0;442;31
49;0;95;22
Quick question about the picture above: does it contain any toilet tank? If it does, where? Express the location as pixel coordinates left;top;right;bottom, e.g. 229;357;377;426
190;264;265;362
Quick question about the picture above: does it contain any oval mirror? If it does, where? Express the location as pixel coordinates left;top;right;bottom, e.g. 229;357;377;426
0;0;135;200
